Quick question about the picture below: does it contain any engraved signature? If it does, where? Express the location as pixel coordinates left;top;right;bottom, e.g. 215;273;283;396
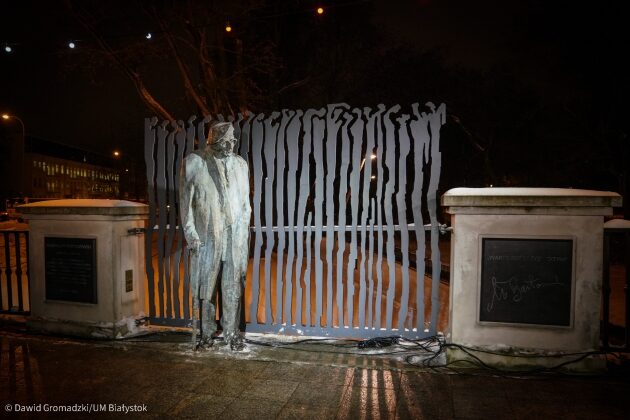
486;275;564;312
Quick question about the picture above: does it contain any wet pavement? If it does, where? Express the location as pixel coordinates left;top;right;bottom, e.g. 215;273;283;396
1;325;629;419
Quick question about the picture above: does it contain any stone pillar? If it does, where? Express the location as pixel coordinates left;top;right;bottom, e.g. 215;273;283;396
442;188;622;371
21;199;149;339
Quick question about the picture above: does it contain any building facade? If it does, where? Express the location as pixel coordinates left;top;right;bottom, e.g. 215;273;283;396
0;130;124;205
29;153;119;199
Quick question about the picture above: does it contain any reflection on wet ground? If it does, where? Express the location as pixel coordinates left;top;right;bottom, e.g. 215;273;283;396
1;331;629;419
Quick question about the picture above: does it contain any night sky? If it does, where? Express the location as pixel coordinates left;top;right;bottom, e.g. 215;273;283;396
1;0;628;199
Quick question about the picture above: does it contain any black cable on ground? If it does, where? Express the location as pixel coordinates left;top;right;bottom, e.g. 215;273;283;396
115;329;628;377
403;339;622;378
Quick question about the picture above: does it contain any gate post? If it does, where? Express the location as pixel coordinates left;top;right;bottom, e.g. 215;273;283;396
21;199;148;339
442;188;622;371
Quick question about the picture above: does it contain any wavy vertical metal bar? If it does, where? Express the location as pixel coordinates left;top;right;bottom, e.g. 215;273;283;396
170;120;187;319
312;112;326;327
284;110;301;325
164;122;179;319
182;116;196;322
396;113;411;331
325;104;348;327
346;109;363;328
155;121;169;318
359;107;379;328
336;112;352;327
239;113;253;162
428;103;446;334
232;113;243;154
296;109;320;326
383;105;401;330
304;212;313;326
367;198;376;328
144;118;158;318
264;112;280;324
194;115;213;150
374;110;385;329
410;103;429;333
250;114;265;325
274;111;291;324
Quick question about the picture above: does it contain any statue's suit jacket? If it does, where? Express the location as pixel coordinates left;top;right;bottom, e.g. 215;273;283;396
179;150;251;300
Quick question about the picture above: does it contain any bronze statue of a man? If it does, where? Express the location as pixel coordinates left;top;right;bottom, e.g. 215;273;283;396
179;122;251;350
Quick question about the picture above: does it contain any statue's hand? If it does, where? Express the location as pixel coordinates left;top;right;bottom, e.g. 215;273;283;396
188;238;202;253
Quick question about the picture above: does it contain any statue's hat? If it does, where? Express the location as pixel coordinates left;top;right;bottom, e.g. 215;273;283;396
209;122;233;144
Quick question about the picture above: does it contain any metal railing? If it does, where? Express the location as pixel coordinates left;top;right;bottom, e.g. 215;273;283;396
0;230;30;314
602;219;630;351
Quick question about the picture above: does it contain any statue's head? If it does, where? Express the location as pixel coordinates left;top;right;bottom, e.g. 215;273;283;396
208;122;236;158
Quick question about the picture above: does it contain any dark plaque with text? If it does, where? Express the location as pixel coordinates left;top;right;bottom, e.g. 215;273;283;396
45;237;97;303
479;238;573;326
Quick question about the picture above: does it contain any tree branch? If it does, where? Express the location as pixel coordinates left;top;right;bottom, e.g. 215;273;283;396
66;0;174;120
65;0;174;121
153;8;211;116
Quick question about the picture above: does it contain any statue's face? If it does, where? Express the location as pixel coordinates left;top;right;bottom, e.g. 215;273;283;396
211;126;236;158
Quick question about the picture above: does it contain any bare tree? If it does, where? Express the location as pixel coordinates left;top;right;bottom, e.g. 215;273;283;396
65;0;282;120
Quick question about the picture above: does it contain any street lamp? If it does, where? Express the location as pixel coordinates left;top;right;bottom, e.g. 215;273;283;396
1;113;26;195
2;114;25;139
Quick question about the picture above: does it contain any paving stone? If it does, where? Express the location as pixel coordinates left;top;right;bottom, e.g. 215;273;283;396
288;383;347;408
194;370;254;398
451;393;513;420
350;368;402;390
240;378;299;402
336;385;398;419
168;394;236;419
218;396;284;420
277;404;339;420
258;361;353;386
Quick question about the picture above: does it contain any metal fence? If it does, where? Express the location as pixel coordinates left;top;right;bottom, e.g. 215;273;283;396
144;102;446;339
0;230;30;314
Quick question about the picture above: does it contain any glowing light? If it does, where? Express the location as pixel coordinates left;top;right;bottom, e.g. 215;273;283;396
1;114;9;120
4;45;12;53
370;153;377;159
371;175;376;180
316;7;324;15
225;22;232;32
68;42;76;49
113;151;120;157
146;32;152;39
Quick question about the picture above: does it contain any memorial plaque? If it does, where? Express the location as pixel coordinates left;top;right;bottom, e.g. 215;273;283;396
45;237;97;303
479;238;573;327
